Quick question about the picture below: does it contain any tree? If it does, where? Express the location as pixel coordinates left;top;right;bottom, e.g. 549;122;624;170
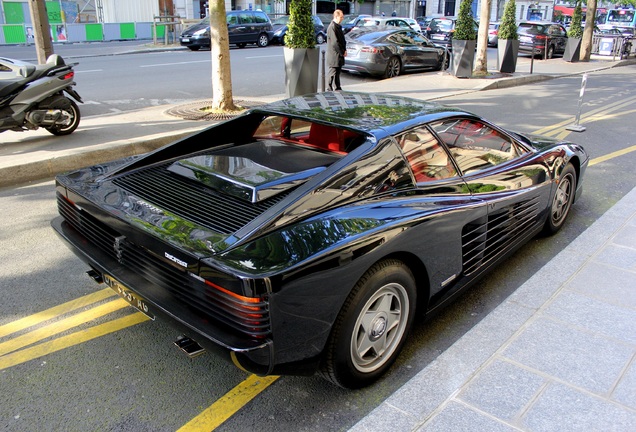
498;0;518;41
208;0;236;112
580;0;597;61
568;1;583;39
474;0;492;75
28;0;54;64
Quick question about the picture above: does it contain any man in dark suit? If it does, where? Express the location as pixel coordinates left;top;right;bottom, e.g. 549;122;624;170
327;9;346;91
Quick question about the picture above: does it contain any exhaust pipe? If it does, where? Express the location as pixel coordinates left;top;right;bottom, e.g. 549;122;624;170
174;335;205;359
86;269;103;284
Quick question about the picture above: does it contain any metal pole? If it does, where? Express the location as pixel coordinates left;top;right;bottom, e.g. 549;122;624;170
321;50;326;92
566;73;587;132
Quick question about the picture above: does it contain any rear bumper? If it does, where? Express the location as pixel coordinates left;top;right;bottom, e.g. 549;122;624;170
51;215;292;375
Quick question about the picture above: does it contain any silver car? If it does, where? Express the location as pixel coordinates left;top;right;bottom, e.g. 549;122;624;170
344;27;448;78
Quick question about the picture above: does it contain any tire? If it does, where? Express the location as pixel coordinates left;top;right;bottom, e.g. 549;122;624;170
543;163;576;234
257;33;269;47
45;98;80;136
384;56;402;79
188;46;200;51
316;33;325;44
320;259;417;389
546;45;555;59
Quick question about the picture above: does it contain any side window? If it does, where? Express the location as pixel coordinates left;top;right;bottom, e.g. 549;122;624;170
227;14;238;25
431;118;525;174
254;12;267;24
239;13;253;24
397;127;457;182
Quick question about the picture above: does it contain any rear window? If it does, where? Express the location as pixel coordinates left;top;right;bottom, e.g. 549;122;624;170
431;19;453;31
348;31;387;43
518;24;545;35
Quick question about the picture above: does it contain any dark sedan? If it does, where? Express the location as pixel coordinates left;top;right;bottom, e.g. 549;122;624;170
52;92;588;389
344;27;449;78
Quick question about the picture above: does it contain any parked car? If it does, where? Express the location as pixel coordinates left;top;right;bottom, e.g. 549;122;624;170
401;18;422;33
344;27;448;78
271;15;326;45
341;14;372;34
488;22;500;47
354;17;415;31
179;10;273;50
416;16;433;30
517;21;568;58
425;16;479;49
52;91;588;389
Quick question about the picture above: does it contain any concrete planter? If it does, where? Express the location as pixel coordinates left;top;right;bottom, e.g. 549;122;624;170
563;37;582;62
283;47;320;98
497;39;519;73
451;39;476;78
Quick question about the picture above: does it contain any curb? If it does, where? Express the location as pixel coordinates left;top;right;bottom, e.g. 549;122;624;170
0;129;198;188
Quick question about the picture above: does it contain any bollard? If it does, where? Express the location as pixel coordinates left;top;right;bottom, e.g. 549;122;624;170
321;50;326;92
566;73;588;132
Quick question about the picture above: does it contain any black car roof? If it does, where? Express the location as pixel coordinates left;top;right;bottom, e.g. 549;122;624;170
252;92;468;134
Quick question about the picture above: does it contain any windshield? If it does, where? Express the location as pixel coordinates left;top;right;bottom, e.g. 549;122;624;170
607;10;635;24
273;16;289;25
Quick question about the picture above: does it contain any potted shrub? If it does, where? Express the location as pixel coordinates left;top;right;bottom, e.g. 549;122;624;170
497;0;519;73
564;1;583;62
451;0;477;78
283;0;320;97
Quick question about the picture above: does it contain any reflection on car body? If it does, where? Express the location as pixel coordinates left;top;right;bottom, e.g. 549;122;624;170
52;92;588;389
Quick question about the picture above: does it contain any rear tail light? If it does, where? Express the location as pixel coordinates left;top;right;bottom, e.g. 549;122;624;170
535;34;548;41
360;46;381;54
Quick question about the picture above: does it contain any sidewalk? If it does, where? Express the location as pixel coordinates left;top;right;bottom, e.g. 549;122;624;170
351;188;636;431
1;49;635;431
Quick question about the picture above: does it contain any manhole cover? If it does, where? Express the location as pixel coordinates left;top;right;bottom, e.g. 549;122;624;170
166;100;266;121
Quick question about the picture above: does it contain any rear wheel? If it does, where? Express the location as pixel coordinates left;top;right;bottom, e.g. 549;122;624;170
187;46;200;51
546;45;555;59
543;163;576;234
257;33;269;47
320;259;416;389
45;98;80;136
384;56;402;78
237;42;247;48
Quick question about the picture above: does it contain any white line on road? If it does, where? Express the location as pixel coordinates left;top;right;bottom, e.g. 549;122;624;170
244;55;284;59
140;60;210;68
75;69;103;73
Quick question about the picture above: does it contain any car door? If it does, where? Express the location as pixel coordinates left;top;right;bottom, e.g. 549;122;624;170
552;24;568;53
239;12;256;43
227;12;243;44
411;32;441;67
430;117;553;277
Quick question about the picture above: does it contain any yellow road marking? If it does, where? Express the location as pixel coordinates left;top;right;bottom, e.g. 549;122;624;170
177;374;279;432
0;298;129;356
589;144;636;166
531;94;636;136
0;312;149;370
0;288;116;338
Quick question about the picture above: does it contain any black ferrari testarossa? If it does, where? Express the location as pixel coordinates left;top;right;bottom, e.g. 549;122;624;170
52;92;588;388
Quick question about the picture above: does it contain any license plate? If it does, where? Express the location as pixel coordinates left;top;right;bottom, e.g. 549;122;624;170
104;274;155;320
431;34;444;40
181;38;190;43
520;36;531;43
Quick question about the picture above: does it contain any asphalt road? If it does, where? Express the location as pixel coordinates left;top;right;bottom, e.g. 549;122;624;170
0;66;635;431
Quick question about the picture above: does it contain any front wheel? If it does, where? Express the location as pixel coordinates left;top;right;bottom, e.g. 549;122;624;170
46;98;80;136
543;163;576;234
320;259;416;389
257;33;269;47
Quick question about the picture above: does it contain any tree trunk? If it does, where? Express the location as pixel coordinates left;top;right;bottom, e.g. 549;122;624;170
28;0;54;64
473;0;491;75
209;0;236;111
580;0;598;62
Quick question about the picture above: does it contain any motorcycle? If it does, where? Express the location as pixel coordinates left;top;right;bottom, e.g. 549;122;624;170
0;54;82;136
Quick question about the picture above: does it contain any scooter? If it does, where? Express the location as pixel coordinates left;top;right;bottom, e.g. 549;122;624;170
0;54;82;136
